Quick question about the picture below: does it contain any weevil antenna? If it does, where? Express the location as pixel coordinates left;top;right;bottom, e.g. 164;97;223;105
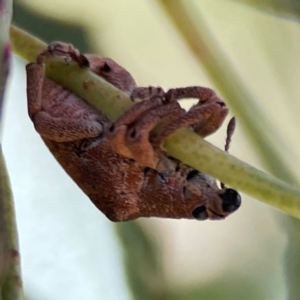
221;117;236;189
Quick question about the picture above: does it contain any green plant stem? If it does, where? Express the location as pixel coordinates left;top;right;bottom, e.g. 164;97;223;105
9;25;300;219
157;0;296;183
9;26;46;63
0;147;23;300
1;3;24;299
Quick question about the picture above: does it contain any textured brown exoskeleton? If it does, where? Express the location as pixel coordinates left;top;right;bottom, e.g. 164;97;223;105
26;42;241;222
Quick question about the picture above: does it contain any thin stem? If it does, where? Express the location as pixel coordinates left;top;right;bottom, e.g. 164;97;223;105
0;148;23;300
157;0;297;183
1;2;24;298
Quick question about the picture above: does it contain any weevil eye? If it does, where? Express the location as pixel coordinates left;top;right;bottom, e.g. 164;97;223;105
219;188;241;213
192;205;209;221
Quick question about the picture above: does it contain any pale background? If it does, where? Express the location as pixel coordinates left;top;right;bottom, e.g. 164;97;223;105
3;0;300;299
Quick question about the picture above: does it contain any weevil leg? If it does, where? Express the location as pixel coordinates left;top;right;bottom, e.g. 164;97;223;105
152;85;229;147
165;86;218;103
26;62;104;142
164;86;229;137
224;117;236;152
38;41;89;67
107;93;184;166
106;96;164;159
26;62;44;119
107;86;227;168
130;86;165;102
106;85;181;164
221;117;236;189
153;102;226;147
33;111;104;142
189;102;228;137
123;102;184;168
107;86;167;160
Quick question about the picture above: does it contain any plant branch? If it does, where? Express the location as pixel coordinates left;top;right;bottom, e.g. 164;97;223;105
1;1;23;297
0;147;23;300
157;0;297;183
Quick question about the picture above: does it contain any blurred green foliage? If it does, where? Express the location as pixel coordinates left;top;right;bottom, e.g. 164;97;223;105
115;222;167;300
13;1;91;52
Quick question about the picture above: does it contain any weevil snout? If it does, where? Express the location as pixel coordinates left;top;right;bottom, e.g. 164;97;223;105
219;188;241;213
192;188;241;221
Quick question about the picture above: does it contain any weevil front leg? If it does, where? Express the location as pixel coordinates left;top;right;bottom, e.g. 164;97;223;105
26;61;44;119
107;84;210;166
130;86;165;102
26;62;104;142
107;86;228;169
152;86;229;147
165;86;229;137
107;95;184;168
38;41;90;67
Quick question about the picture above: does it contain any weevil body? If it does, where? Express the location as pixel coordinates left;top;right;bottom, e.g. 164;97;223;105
26;42;241;222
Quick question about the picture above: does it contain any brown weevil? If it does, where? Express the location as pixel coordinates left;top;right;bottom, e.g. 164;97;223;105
26;42;241;222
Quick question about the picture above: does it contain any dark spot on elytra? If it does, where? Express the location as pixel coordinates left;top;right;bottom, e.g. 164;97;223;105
96;132;104;140
217;101;225;107
130;129;136;138
75;148;85;157
158;173;167;181
186;170;199;181
101;62;111;72
75;139;93;157
78;54;90;68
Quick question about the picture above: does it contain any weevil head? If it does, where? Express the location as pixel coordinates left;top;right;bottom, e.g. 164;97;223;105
185;170;241;221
